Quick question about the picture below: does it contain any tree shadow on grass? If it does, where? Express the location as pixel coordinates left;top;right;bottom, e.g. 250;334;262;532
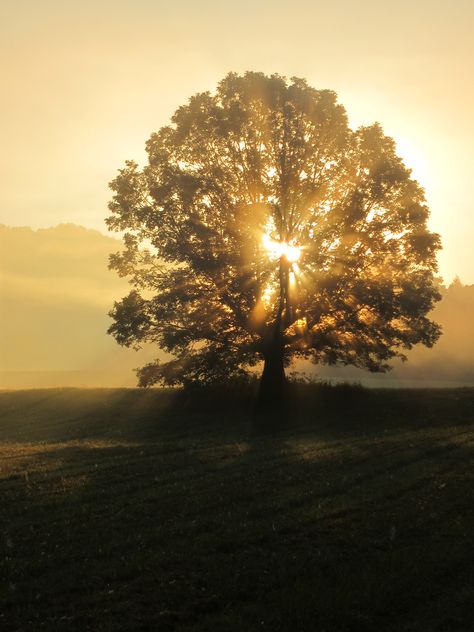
1;386;474;631
0;384;472;444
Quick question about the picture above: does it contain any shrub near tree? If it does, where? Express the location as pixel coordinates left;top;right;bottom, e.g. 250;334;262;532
107;72;441;411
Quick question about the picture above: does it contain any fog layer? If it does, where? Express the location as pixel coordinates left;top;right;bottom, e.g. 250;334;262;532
1;224;472;388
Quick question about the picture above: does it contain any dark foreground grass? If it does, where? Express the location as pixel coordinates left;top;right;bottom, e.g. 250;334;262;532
1;385;473;631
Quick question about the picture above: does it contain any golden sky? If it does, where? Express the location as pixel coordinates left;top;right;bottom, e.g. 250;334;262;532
1;0;473;283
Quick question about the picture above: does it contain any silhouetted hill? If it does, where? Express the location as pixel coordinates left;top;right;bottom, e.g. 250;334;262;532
307;278;474;386
0;224;156;387
0;224;473;387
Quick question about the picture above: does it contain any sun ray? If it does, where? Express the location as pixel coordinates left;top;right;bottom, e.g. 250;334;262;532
261;233;302;263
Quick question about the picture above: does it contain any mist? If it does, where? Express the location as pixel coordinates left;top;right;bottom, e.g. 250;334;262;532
0;224;156;388
1;223;472;389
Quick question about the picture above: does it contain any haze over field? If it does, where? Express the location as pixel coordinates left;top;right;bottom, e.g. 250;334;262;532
1;1;473;387
1;225;473;389
0;224;156;388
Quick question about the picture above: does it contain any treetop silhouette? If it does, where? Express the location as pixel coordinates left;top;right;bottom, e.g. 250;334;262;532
107;71;441;408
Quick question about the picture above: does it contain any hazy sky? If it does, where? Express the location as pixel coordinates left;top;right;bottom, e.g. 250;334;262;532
1;0;473;283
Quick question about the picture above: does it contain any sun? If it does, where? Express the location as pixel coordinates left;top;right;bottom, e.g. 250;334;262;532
262;234;302;263
279;241;301;263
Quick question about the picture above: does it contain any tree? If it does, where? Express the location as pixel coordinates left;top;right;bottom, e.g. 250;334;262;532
106;72;441;410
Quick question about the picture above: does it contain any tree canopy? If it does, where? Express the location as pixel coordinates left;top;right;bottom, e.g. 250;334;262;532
107;72;441;402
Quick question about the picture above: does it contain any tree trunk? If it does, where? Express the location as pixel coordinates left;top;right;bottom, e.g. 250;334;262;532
254;253;291;418
255;337;288;416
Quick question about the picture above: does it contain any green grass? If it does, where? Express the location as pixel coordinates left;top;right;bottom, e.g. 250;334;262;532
1;386;474;631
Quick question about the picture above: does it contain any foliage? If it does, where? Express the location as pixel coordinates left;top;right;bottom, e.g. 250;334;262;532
107;72;441;387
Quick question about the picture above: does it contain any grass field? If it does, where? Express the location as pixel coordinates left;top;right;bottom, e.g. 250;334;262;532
1;385;474;631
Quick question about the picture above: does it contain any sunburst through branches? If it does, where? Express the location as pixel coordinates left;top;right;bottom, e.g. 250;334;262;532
107;71;442;405
261;233;302;264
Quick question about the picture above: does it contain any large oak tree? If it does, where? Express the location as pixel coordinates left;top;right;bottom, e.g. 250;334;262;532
107;72;441;407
